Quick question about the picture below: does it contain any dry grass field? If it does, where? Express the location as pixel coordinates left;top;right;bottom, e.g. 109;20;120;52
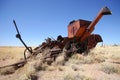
0;46;120;80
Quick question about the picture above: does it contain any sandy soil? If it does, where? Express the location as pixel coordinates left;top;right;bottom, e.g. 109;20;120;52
0;46;120;80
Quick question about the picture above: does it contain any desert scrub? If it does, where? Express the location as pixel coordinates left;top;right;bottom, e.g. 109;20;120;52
0;66;16;75
71;54;84;60
54;55;65;65
24;61;38;80
27;73;38;80
69;54;92;64
100;62;120;74
64;73;93;80
85;52;106;64
34;61;49;71
110;53;120;60
70;52;105;64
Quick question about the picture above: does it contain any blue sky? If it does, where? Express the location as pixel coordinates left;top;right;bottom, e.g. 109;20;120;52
0;0;120;46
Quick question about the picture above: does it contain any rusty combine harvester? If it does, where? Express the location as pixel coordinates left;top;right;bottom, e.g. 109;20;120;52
25;6;111;64
33;6;111;57
0;6;111;69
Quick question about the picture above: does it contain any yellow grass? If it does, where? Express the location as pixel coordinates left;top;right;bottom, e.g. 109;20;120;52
0;46;120;80
100;62;120;74
0;46;25;60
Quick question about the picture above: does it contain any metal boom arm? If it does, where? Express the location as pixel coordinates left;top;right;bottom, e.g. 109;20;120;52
80;6;112;41
13;20;32;54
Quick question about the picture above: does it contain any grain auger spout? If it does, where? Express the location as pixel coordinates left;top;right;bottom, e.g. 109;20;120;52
88;6;112;30
80;6;112;41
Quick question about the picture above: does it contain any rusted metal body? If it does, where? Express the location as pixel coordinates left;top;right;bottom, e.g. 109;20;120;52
32;7;111;64
68;19;91;38
67;7;111;50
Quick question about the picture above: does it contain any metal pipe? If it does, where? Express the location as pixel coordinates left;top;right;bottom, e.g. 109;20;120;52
13;20;33;54
87;6;112;31
80;6;112;41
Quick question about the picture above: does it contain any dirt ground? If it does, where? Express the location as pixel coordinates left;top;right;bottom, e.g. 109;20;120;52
0;46;120;80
